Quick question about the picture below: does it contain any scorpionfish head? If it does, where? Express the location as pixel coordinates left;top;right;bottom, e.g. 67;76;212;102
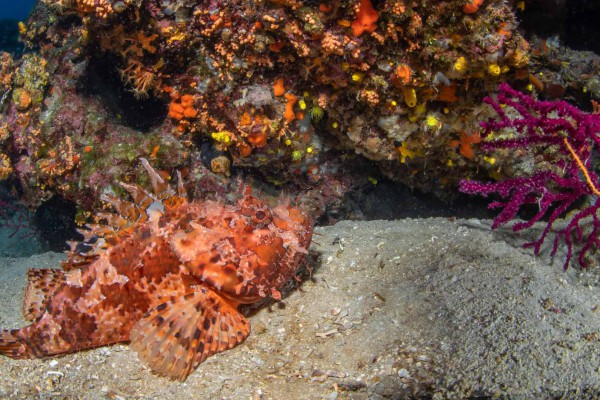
171;193;313;302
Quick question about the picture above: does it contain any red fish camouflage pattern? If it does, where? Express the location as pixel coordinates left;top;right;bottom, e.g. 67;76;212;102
0;159;313;381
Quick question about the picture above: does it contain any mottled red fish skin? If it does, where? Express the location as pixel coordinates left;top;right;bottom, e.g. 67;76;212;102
18;225;195;357
0;168;312;377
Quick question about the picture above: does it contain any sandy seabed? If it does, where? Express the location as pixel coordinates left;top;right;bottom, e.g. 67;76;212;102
0;218;599;399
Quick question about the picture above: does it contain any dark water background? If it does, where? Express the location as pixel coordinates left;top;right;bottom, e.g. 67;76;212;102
0;0;36;54
0;0;37;20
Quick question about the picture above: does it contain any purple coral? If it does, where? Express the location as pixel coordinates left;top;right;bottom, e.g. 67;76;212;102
460;83;600;269
0;199;36;239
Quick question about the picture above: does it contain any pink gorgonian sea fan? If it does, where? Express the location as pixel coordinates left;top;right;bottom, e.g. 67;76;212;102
459;83;600;269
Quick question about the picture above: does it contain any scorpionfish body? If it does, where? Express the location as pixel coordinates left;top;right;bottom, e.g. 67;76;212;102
0;159;313;381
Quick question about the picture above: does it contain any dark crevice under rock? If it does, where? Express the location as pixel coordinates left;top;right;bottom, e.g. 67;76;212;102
78;52;167;132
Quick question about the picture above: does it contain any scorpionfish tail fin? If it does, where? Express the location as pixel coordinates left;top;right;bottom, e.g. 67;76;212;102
0;329;32;359
130;286;250;381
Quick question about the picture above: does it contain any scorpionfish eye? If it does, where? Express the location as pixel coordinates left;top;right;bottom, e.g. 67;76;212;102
251;208;272;226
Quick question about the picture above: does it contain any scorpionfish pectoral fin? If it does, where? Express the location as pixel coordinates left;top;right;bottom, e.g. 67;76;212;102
129;285;250;381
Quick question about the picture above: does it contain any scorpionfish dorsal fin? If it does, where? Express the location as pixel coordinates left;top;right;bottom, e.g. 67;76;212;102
129;285;250;381
62;158;188;272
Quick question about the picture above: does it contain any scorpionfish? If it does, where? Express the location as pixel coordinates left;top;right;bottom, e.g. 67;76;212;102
0;159;313;381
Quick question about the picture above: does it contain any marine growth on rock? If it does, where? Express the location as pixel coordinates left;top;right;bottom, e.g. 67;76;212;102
1;0;530;208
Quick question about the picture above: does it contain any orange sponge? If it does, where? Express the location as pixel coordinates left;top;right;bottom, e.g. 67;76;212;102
168;94;197;120
463;0;484;14
284;93;297;122
351;0;379;37
273;78;286;97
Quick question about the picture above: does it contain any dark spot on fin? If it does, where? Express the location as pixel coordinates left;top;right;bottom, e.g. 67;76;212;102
75;242;93;255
